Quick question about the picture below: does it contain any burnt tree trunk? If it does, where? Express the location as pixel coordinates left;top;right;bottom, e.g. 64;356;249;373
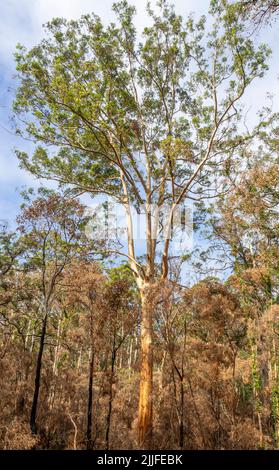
105;334;117;450
179;378;184;449
86;346;94;449
30;312;48;434
86;307;95;450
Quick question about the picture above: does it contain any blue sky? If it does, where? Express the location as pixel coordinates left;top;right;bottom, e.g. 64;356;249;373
0;0;279;231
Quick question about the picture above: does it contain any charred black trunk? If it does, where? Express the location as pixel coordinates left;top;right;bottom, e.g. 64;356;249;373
105;335;117;450
30;313;48;434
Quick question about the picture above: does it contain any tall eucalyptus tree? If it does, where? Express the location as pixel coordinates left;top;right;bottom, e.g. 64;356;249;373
13;0;270;447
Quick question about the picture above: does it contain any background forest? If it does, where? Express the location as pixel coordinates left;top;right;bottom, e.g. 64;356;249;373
0;0;278;450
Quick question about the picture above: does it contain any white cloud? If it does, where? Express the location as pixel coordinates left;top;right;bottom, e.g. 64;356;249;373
0;0;208;65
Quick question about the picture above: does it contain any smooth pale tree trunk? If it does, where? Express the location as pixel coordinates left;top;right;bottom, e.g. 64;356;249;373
77;348;82;371
48;314;62;410
25;318;31;350
138;286;153;449
159;351;166;392
30;324;35;354
122;171;155;448
134;332;138;366
128;337;133;379
69;414;78;450
30;312;48;434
